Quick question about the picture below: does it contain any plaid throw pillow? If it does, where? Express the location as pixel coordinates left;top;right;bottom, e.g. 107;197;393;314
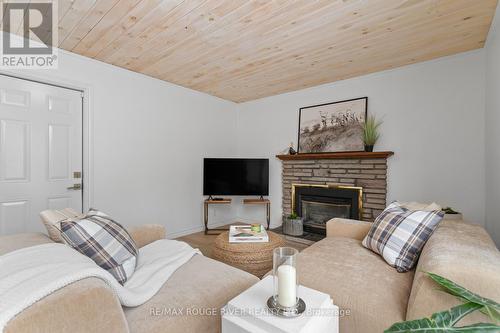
362;202;444;272
60;209;138;284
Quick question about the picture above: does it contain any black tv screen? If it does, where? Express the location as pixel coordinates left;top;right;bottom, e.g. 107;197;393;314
203;158;269;196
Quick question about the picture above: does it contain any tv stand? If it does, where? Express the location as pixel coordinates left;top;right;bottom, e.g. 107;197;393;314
204;197;271;235
204;198;232;235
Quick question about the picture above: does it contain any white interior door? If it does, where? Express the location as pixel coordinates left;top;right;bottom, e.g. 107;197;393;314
0;74;83;235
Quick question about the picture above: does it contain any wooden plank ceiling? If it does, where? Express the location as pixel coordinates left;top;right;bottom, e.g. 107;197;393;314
1;0;498;102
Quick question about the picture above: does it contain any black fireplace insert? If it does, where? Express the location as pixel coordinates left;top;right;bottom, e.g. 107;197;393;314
293;185;362;235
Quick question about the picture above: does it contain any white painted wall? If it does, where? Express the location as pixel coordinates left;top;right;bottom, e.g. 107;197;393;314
3;46;239;238
2;33;495;241
235;51;487;229
485;5;500;247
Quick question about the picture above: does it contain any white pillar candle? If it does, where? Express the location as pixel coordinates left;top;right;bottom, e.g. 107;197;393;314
277;264;297;307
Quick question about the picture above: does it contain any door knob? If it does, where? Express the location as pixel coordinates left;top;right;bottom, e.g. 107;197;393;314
67;184;82;190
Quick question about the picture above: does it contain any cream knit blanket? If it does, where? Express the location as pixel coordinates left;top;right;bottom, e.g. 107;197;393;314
0;240;200;332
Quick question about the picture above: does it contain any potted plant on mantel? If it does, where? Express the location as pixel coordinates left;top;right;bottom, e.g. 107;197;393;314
363;115;383;152
283;212;303;236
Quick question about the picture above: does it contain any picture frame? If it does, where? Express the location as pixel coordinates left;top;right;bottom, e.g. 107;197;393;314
297;97;368;154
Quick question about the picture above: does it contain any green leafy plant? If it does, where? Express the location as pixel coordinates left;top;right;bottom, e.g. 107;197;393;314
288;212;300;220
363;115;382;146
442;207;460;214
385;272;500;332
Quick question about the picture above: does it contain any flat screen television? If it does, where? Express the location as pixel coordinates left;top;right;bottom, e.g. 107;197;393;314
203;158;269;196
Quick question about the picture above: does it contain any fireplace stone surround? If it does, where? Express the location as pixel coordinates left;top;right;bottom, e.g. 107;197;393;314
277;152;394;235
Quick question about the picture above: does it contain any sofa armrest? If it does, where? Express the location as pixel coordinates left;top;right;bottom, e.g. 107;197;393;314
326;218;372;240
5;278;128;333
127;224;166;248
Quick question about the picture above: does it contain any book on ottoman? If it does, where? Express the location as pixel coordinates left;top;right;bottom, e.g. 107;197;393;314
229;225;269;243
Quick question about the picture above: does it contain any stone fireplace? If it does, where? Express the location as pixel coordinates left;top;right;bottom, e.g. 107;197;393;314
277;151;394;236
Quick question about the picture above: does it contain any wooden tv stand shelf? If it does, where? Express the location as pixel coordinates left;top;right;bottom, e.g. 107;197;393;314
205;199;232;204
204;198;271;235
243;198;270;204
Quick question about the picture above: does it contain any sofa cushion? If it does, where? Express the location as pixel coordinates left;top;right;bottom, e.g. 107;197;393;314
326;218;371;240
0;233;52;256
40;208;82;242
0;225;164;257
127;224;166;248
400;201;442;211
297;236;414;333
362;202;444;272
407;220;500;324
4;278;128;333
124;254;259;333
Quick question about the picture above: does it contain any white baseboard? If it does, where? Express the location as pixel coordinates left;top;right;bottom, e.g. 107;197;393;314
167;225;205;239
167;218;281;239
167;220;233;239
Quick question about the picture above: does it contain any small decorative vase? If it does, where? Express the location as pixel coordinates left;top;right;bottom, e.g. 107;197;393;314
364;145;374;152
267;247;305;317
283;217;303;236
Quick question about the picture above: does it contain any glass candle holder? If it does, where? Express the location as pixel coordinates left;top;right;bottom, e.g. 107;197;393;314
272;247;299;309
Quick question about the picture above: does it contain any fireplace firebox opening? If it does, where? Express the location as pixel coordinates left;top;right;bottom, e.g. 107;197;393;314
292;184;362;235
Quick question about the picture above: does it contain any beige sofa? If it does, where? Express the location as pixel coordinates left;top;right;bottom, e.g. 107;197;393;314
296;218;500;332
2;217;499;333
0;225;259;333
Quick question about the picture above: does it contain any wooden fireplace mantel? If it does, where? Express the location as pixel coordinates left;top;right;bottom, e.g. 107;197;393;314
276;151;394;161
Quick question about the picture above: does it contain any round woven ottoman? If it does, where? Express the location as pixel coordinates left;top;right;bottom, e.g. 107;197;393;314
212;231;286;278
